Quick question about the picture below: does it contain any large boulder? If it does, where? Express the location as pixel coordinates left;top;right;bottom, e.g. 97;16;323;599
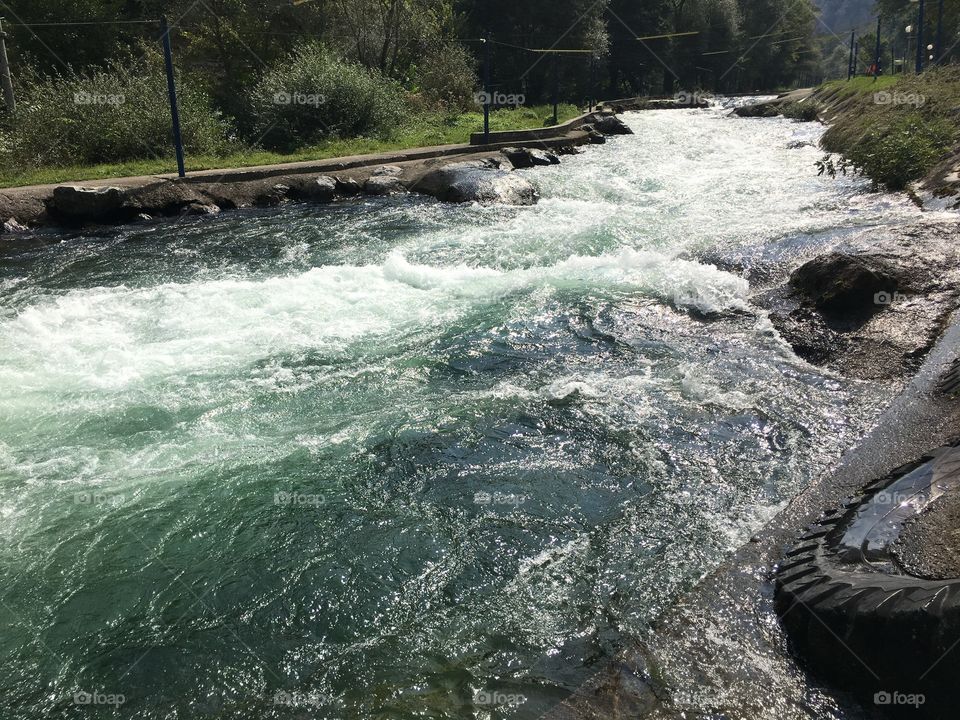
49;186;127;221
500;147;560;169
254;183;291;207
416;162;538;205
734;101;780;118
580;125;607;144
789;252;904;318
124;179;203;215
334;176;363;196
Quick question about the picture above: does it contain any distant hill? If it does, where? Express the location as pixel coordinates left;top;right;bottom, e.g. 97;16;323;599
814;0;876;32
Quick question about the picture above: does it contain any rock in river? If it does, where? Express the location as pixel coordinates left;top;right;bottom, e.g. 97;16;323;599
416;162;539;205
789;252;904;320
49;185;127;221
500;147;560;169
591;115;634;135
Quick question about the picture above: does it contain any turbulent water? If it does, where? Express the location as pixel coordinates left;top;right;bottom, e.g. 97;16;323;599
0;104;926;719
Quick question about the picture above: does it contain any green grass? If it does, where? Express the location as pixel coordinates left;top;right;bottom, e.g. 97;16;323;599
818;67;960;190
0;104;581;189
820;75;899;96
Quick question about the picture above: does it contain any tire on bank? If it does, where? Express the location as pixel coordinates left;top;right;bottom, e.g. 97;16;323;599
775;441;960;718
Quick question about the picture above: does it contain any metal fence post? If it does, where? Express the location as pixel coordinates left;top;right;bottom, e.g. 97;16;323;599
160;16;186;178
847;30;855;80
552;53;558;125
916;0;925;73
483;37;490;144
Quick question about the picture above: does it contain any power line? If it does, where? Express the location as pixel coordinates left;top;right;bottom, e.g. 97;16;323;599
636;31;699;41
6;19;160;27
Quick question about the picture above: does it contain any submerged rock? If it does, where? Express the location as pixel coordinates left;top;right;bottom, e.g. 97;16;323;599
180;201;220;217
416;162;538;205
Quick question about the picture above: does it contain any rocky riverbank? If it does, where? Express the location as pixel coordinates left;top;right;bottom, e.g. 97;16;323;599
753;221;960;381
0;113;635;235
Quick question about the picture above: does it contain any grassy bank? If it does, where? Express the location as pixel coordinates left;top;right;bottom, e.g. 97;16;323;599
0;105;580;189
816;68;960;190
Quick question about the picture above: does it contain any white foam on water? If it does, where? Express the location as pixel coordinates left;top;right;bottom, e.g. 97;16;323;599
0;248;749;400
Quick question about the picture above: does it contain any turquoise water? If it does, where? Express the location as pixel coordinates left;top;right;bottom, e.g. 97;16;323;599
0;107;920;719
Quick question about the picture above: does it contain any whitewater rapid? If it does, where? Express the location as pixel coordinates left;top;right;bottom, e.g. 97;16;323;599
0;104;925;720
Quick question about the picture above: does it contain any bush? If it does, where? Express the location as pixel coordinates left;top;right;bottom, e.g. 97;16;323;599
835;115;954;190
819;66;960;189
0;49;231;170
413;43;478;112
248;43;406;151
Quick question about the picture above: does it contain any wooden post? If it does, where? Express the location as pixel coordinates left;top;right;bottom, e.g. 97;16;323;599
0;18;16;112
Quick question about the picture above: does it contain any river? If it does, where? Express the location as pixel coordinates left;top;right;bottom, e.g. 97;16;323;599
0;103;927;718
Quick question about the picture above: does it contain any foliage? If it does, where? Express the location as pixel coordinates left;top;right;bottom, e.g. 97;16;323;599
412;43;479;112
0;49;230;171
248;43;406;151
820;66;960;189
831;114;953;190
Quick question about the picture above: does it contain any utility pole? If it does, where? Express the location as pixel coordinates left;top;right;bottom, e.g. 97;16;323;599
160;16;186;178
0;17;15;112
936;0;945;63
853;40;859;76
847;30;855;80
916;0;925;73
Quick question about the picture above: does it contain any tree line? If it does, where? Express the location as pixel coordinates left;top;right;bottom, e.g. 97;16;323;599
2;0;957;175
4;0;834;109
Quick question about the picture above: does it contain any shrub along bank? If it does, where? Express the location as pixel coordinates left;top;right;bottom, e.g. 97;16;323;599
815;68;960;191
